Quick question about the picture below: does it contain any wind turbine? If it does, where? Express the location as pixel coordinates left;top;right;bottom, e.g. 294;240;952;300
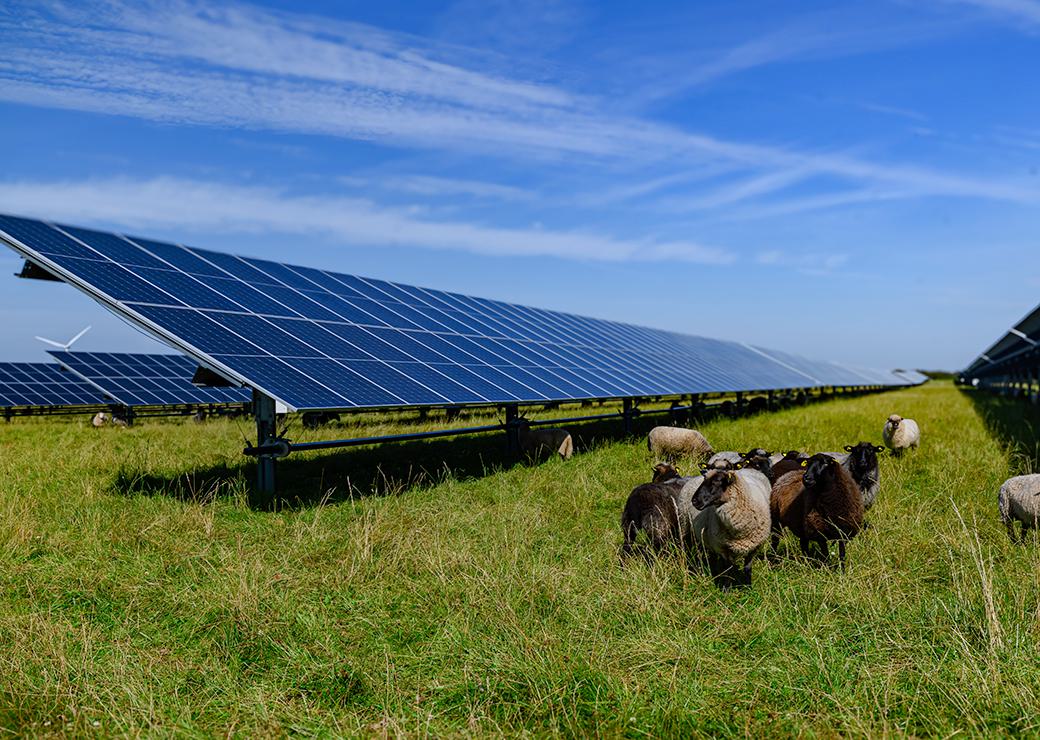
35;325;92;351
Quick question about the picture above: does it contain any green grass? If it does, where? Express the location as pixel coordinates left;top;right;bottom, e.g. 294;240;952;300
3;381;1040;736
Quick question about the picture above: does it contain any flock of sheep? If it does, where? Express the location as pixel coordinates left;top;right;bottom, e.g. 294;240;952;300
620;417;912;588
615;411;1040;586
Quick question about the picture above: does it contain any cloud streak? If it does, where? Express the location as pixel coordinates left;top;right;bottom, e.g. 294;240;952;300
0;0;1037;211
0;176;735;265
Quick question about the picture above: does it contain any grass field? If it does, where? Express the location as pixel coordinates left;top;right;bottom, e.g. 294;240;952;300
3;381;1040;736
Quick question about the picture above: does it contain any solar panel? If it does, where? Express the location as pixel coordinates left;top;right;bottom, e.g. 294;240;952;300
0;362;109;408
49;351;252;407
893;369;929;385
0;213;910;412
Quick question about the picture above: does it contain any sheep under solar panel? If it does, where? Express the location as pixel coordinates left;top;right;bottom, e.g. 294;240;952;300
0;213;912;411
49;351;252;407
0;362;108;408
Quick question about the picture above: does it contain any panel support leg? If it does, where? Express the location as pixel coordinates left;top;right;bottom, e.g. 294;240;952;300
504;404;520;456
622;398;637;435
253;390;278;507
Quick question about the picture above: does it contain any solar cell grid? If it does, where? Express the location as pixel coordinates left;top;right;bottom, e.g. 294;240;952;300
0;213;916;412
49;352;252;407
0;362;109;408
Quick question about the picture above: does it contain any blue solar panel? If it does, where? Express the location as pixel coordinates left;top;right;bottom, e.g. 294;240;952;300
48;351;252;407
0;362;109;408
0;213;913;411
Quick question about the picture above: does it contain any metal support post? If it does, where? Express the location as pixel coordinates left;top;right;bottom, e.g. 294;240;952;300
622;398;637;435
504;404;520;455
253;390;278;506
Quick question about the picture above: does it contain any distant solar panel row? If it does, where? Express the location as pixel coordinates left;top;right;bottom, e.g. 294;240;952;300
49;351;252;407
0;214;920;412
0;362;108;408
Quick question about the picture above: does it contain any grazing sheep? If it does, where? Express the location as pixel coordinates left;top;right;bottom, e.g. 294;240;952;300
770;453;864;567
517;420;573;460
882;414;920;454
621;481;682;559
647;426;713;462
91;412;108;428
689;468;773;587
771;450;808;480
998;474;1040;542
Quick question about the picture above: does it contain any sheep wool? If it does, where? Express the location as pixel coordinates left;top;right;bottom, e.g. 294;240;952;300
882;414;920;454
770;453;864;567
689;468;772;586
620;482;681;557
647;426;713;462
998;474;1040;541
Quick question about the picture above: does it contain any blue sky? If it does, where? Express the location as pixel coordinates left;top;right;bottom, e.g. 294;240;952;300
0;0;1038;371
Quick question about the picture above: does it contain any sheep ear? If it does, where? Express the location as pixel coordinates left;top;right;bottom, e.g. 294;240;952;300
800;459;808;467
875;445;885;452
844;445;853;452
734;462;742;469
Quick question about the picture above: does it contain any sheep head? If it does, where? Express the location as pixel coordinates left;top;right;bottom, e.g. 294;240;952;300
887;414;903;428
843;441;885;479
693;469;736;508
652;462;680;483
802;453;840;490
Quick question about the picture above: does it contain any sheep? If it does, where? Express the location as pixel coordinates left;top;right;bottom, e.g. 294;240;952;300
771;450;808;480
689;467;773;587
882;414;920;455
770;452;864;567
998;474;1040;542
651;462;681;483
841;442;884;511
517;420;573;460
91;412;108;428
736;448;775;484
709;446;768;468
621;468;687;559
647;426;712;462
707;450;743;467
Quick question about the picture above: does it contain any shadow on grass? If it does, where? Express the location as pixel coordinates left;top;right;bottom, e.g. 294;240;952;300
962;387;1040;473
109;391;868;510
109;409;711;510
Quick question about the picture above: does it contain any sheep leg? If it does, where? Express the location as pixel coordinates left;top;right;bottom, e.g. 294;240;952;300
708;554;736;590
741;559;754;587
838;539;847;571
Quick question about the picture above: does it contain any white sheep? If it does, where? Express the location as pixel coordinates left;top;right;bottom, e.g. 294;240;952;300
689;467;772;587
91;412;108;428
517;421;573;460
998;474;1040;542
882;414;920;454
647;426;713;462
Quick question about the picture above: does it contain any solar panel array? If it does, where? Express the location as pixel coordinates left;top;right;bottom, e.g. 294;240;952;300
963;301;1040;379
50;351;252;407
0;213;922;412
0;362;108;408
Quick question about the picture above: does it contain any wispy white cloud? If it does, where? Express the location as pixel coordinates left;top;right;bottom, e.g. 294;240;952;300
940;0;1040;26
628;8;962;104
0;176;735;265
0;0;1037;212
358;175;534;201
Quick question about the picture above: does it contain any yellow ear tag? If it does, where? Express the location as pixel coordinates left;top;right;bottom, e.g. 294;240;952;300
800;459;808;467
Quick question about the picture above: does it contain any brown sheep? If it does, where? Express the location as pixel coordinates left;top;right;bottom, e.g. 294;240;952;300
770;453;864;568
